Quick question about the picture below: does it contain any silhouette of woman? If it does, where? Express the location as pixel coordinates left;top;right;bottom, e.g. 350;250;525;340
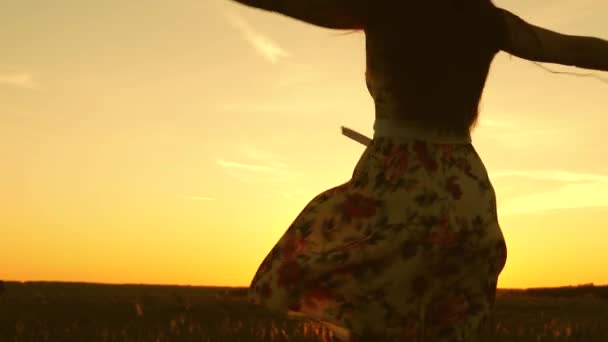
228;0;608;340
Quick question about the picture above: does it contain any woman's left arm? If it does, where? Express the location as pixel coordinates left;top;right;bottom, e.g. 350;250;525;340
229;0;369;29
499;8;608;72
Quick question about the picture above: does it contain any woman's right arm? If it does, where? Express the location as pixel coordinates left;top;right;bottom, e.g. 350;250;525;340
499;8;608;72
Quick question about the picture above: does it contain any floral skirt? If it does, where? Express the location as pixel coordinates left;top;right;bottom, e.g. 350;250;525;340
248;137;507;341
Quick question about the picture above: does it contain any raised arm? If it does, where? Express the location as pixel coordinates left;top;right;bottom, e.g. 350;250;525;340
499;8;608;72
229;0;368;29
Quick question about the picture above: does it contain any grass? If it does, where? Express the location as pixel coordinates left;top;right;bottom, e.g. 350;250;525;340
1;281;607;341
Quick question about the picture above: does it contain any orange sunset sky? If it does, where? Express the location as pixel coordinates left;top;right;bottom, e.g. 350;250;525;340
1;0;607;289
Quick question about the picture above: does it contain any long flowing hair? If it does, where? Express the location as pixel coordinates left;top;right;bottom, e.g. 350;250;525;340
368;0;508;130
333;0;606;131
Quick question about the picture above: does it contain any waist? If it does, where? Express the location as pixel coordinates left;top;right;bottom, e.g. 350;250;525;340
373;118;472;144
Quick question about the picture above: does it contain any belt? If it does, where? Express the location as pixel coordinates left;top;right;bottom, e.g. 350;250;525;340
341;119;471;146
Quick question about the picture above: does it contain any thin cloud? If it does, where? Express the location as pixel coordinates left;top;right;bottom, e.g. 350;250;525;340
276;187;313;200
478;123;559;148
217;159;279;172
494;129;557;137
275;71;319;88
494;169;608;216
278;191;294;199
525;0;605;27
222;103;300;114
492;169;608;183
221;100;342;116
237;144;288;168
475;117;557;135
274;62;322;89
181;195;215;201
224;11;289;63
0;72;38;89
477;119;515;128
216;145;300;185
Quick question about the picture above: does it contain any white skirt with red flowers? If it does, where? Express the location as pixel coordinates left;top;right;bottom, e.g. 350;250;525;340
248;127;507;341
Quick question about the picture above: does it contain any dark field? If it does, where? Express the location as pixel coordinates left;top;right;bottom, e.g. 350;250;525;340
1;281;608;342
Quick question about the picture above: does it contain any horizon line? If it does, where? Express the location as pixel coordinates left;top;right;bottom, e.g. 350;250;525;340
2;279;605;291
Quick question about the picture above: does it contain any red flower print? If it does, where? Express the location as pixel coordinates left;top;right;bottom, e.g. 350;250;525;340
277;260;304;288
282;236;308;260
301;286;334;312
397;320;419;341
446;177;463;200
334;262;365;276
384;147;409;182
413;141;438;172
411;276;428;296
439;144;454;161
288;301;301;311
343;193;377;219
335;237;369;253
431;293;470;327
428;217;458;248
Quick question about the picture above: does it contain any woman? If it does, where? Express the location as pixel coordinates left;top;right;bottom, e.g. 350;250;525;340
228;0;608;340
